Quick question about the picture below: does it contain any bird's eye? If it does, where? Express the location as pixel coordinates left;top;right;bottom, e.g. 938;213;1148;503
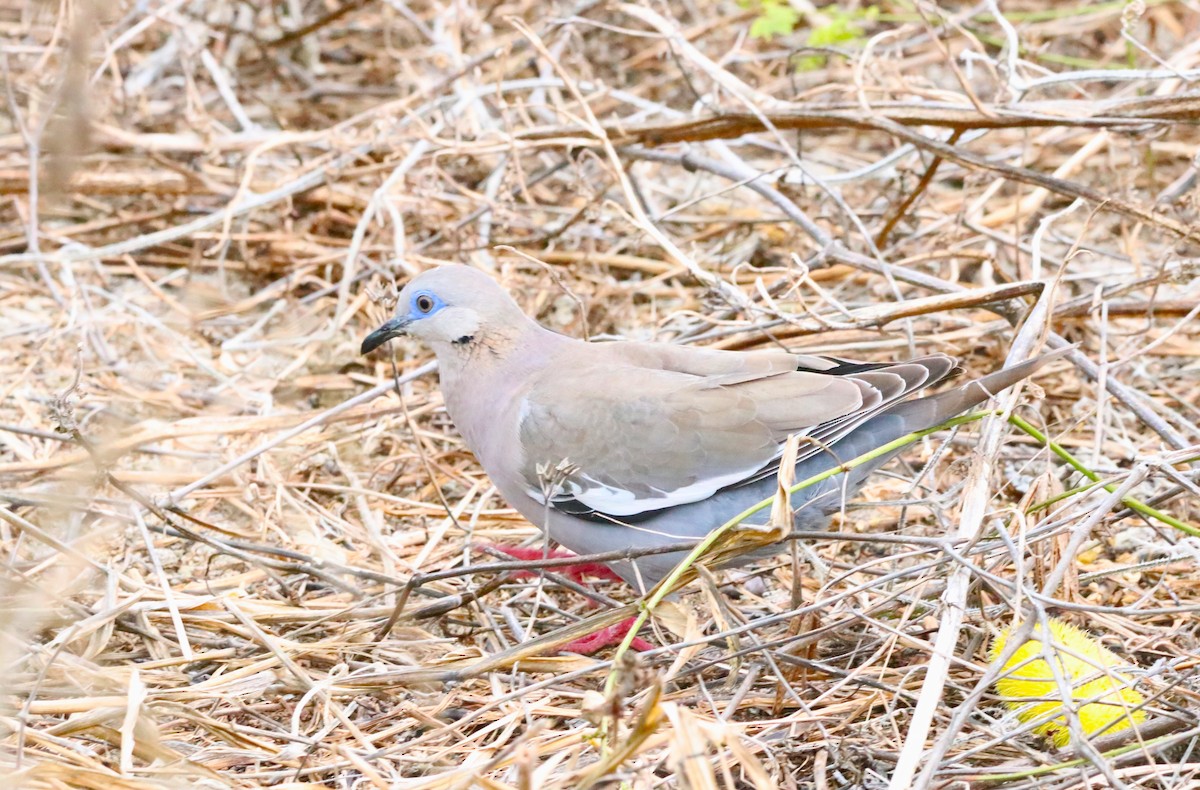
415;294;435;313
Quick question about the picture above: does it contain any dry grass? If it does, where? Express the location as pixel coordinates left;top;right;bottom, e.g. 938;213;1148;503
2;0;1200;787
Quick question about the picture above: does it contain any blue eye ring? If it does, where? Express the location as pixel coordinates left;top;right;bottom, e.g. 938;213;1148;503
411;290;444;316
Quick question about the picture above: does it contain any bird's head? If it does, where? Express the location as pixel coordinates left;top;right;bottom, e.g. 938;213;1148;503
360;266;526;355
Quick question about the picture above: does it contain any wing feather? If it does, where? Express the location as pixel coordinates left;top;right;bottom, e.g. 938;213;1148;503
517;346;955;520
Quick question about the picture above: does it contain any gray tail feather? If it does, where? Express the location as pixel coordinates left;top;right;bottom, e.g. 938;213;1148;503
885;345;1071;432
794;347;1069;494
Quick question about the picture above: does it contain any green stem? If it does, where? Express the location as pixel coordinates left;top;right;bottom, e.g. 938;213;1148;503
1006;414;1200;538
973;731;1183;782
1025;480;1105;514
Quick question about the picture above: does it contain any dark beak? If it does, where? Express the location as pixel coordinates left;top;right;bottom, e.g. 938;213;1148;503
360;317;410;354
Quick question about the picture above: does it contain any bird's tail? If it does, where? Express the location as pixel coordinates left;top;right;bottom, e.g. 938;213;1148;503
883;345;1070;432
793;346;1069;497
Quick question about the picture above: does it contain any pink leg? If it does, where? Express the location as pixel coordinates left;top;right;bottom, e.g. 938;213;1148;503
558;617;654;654
474;544;653;653
475;543;624;584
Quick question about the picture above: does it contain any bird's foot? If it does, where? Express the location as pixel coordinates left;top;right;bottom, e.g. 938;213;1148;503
558;617;654;654
474;543;625;584
474;545;651;653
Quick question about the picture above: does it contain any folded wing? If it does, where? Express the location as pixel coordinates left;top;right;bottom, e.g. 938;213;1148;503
517;344;955;521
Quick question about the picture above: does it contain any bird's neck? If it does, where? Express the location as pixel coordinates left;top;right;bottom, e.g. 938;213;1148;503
435;322;568;453
433;318;538;369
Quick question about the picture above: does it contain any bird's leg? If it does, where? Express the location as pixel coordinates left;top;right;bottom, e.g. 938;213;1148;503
473;544;653;653
474;543;624;584
557;617;653;654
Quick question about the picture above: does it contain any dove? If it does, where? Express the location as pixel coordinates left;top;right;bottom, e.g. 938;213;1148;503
362;265;1056;649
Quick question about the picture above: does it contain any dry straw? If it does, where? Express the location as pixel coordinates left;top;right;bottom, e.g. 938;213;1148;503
2;1;1199;788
